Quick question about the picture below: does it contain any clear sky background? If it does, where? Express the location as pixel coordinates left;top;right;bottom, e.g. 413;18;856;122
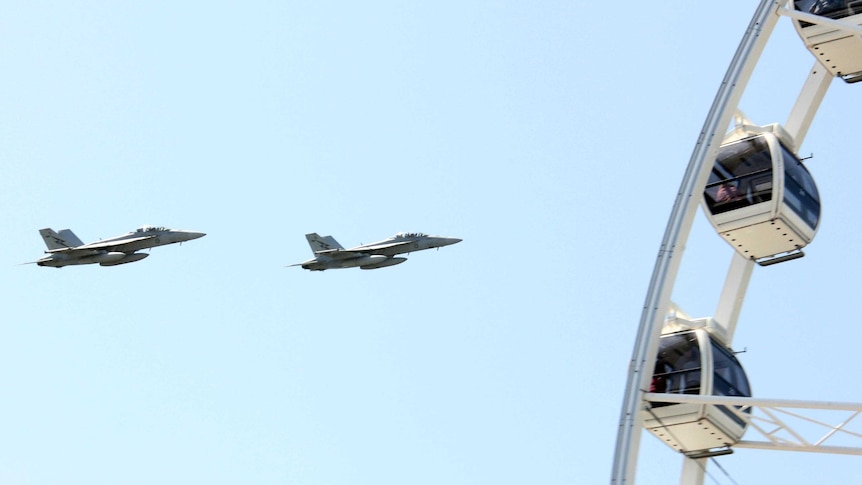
2;2;861;484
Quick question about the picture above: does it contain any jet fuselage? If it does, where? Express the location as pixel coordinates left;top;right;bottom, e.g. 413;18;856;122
35;226;206;268
292;232;461;271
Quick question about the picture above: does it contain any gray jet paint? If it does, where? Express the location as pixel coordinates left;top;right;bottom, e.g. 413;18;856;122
290;232;461;271
33;225;206;268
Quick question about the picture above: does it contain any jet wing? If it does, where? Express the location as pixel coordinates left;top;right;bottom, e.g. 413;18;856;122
81;235;156;250
313;249;368;259
45;235;157;253
311;240;417;259
316;241;413;258
352;241;414;251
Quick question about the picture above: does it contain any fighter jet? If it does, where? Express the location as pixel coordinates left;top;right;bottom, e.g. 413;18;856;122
32;225;206;268
289;232;462;271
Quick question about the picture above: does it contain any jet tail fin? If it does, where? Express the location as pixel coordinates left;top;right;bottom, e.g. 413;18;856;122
39;228;84;250
305;233;344;254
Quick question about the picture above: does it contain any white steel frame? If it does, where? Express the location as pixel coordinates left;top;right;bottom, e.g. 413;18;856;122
611;1;862;484
645;393;862;456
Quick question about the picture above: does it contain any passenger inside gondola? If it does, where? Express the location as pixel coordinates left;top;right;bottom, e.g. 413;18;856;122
704;136;774;215
650;359;671;393
716;182;739;202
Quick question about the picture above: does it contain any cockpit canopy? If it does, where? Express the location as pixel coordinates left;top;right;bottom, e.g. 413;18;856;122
136;226;168;233
394;232;427;239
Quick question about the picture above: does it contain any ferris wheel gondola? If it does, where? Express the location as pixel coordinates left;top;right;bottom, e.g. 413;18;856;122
792;0;862;83
643;321;752;458
702;122;821;265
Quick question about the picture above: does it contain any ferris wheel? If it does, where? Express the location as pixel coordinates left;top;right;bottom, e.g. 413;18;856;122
611;1;862;483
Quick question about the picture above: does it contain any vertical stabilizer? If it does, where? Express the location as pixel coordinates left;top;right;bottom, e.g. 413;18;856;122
58;229;84;247
305;233;343;253
39;228;84;250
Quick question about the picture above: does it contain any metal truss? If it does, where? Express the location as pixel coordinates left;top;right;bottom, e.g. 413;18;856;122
644;393;862;455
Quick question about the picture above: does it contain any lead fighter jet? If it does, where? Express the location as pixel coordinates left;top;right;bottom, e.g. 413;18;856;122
289;232;461;271
32;225;206;268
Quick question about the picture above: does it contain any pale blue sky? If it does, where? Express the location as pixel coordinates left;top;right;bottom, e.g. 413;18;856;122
2;2;861;484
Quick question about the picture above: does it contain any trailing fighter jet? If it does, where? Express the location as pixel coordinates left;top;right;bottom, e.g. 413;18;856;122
32;225;206;268
289;232;462;271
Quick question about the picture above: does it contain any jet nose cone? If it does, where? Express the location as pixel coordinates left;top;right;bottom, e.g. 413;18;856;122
441;237;462;246
186;231;206;240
